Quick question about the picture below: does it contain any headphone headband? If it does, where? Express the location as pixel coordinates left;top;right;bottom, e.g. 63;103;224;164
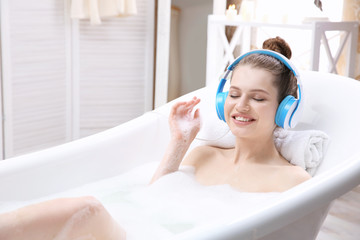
228;49;299;78
216;49;304;129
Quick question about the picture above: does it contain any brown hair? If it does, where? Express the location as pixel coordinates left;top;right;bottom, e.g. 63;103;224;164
234;36;298;103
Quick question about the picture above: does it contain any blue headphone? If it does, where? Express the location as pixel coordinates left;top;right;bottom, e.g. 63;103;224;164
215;49;303;129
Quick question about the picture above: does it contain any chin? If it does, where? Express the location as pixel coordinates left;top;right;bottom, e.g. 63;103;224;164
229;128;255;138
230;125;275;139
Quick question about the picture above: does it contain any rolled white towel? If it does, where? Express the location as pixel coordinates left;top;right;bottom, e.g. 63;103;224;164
273;127;330;176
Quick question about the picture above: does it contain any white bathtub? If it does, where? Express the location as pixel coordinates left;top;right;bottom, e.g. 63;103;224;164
1;70;360;240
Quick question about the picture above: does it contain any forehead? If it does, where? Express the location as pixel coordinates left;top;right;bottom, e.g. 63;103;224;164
230;65;277;91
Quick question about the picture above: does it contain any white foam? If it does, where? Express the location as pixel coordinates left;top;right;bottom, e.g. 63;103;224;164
0;162;281;240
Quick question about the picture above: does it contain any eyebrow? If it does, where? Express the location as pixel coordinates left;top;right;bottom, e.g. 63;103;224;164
229;86;271;95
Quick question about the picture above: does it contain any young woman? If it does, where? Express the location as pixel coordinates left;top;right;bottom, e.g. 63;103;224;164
151;37;311;192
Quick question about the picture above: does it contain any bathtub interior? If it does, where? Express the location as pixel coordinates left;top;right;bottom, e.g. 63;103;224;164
0;70;360;239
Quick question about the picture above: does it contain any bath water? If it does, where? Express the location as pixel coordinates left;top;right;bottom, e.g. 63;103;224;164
0;162;280;239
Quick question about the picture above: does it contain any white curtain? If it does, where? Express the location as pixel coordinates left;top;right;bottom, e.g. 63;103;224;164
71;0;137;24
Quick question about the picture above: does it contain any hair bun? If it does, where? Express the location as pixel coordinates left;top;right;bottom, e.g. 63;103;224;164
262;36;292;59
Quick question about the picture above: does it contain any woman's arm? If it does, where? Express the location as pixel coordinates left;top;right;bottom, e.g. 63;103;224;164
150;97;201;184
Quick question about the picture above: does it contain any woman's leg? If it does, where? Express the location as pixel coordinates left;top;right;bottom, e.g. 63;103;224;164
0;196;126;240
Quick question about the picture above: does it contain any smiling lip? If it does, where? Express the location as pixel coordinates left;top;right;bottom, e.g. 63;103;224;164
231;114;255;125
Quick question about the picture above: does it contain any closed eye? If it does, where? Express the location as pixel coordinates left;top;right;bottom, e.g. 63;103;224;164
253;98;264;102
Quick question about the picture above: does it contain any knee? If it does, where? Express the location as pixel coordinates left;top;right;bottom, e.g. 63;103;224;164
77;196;105;215
72;197;126;239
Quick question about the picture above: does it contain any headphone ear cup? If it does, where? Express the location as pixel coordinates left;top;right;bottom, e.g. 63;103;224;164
275;95;298;129
216;91;228;122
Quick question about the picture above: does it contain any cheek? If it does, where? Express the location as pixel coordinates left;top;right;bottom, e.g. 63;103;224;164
261;103;279;122
223;98;232;121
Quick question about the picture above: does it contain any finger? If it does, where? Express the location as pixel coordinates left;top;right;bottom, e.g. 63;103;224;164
193;97;201;106
184;97;201;111
184;99;195;108
172;97;200;117
193;108;200;120
191;97;200;106
188;100;201;116
180;100;196;116
171;101;187;114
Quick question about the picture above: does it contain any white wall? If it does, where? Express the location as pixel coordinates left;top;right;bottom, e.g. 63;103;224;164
172;0;213;96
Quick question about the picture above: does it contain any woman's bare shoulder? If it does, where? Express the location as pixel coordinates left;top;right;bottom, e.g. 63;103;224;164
282;165;312;189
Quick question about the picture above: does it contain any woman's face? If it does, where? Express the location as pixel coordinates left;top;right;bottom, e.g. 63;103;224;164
224;65;279;139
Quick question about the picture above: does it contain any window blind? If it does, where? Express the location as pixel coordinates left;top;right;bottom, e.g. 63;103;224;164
77;0;154;137
2;0;71;157
1;0;155;157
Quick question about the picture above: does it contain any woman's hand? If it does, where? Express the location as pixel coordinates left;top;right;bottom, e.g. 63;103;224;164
150;96;201;184
169;96;201;143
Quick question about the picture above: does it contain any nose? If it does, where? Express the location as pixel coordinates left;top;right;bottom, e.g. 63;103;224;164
235;96;250;112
